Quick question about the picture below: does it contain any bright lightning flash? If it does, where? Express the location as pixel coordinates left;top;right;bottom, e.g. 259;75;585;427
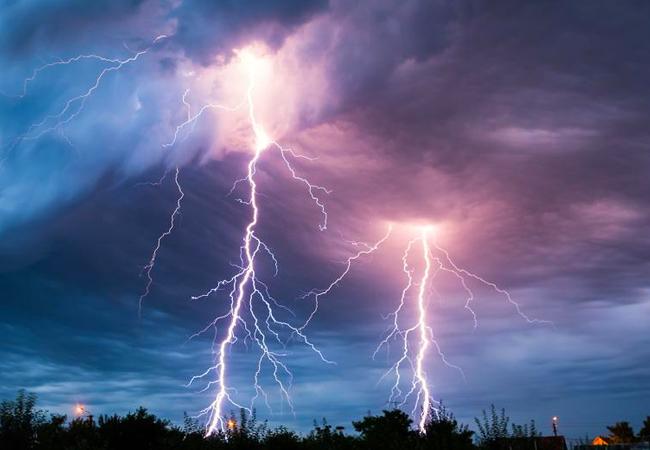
414;230;433;432
373;224;550;434
307;222;548;434
373;227;440;434
180;48;332;436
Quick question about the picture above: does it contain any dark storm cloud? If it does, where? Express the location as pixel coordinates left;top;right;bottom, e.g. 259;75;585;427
0;0;158;56
171;0;329;63
317;0;457;110
303;0;650;302
0;0;329;62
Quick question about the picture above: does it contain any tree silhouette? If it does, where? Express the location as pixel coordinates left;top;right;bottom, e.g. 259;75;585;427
304;418;355;450
225;408;267;450
97;407;176;449
263;426;301;450
33;413;67;450
422;404;474;450
66;416;101;450
353;409;416;450
607;421;636;444
511;420;540;439
639;417;650;442
474;404;510;449
0;389;46;449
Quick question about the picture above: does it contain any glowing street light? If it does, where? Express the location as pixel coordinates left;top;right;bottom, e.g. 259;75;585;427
74;403;94;425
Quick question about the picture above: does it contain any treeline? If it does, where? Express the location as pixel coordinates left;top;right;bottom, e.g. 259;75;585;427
1;391;648;450
3;391;470;450
604;420;650;444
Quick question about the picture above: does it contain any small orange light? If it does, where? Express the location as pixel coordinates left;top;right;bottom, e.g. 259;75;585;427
227;419;236;430
75;404;85;415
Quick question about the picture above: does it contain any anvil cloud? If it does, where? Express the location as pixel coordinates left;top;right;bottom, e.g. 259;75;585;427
1;0;649;439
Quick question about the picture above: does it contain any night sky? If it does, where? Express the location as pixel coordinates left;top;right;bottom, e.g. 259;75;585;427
1;0;649;440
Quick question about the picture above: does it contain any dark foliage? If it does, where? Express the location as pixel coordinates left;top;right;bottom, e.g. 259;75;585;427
607;421;636;444
3;391;633;450
422;404;474;450
474;405;560;450
639;417;650;442
475;404;510;450
353;409;416;450
303;419;356;450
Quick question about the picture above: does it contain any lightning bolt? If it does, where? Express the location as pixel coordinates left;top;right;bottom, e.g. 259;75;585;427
373;229;439;434
138;166;184;315
137;87;200;312
431;243;552;326
136;93;196;316
163;88;245;149
299;226;393;331
3;35;167;156
414;231;432;432
178;49;332;436
373;226;550;434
